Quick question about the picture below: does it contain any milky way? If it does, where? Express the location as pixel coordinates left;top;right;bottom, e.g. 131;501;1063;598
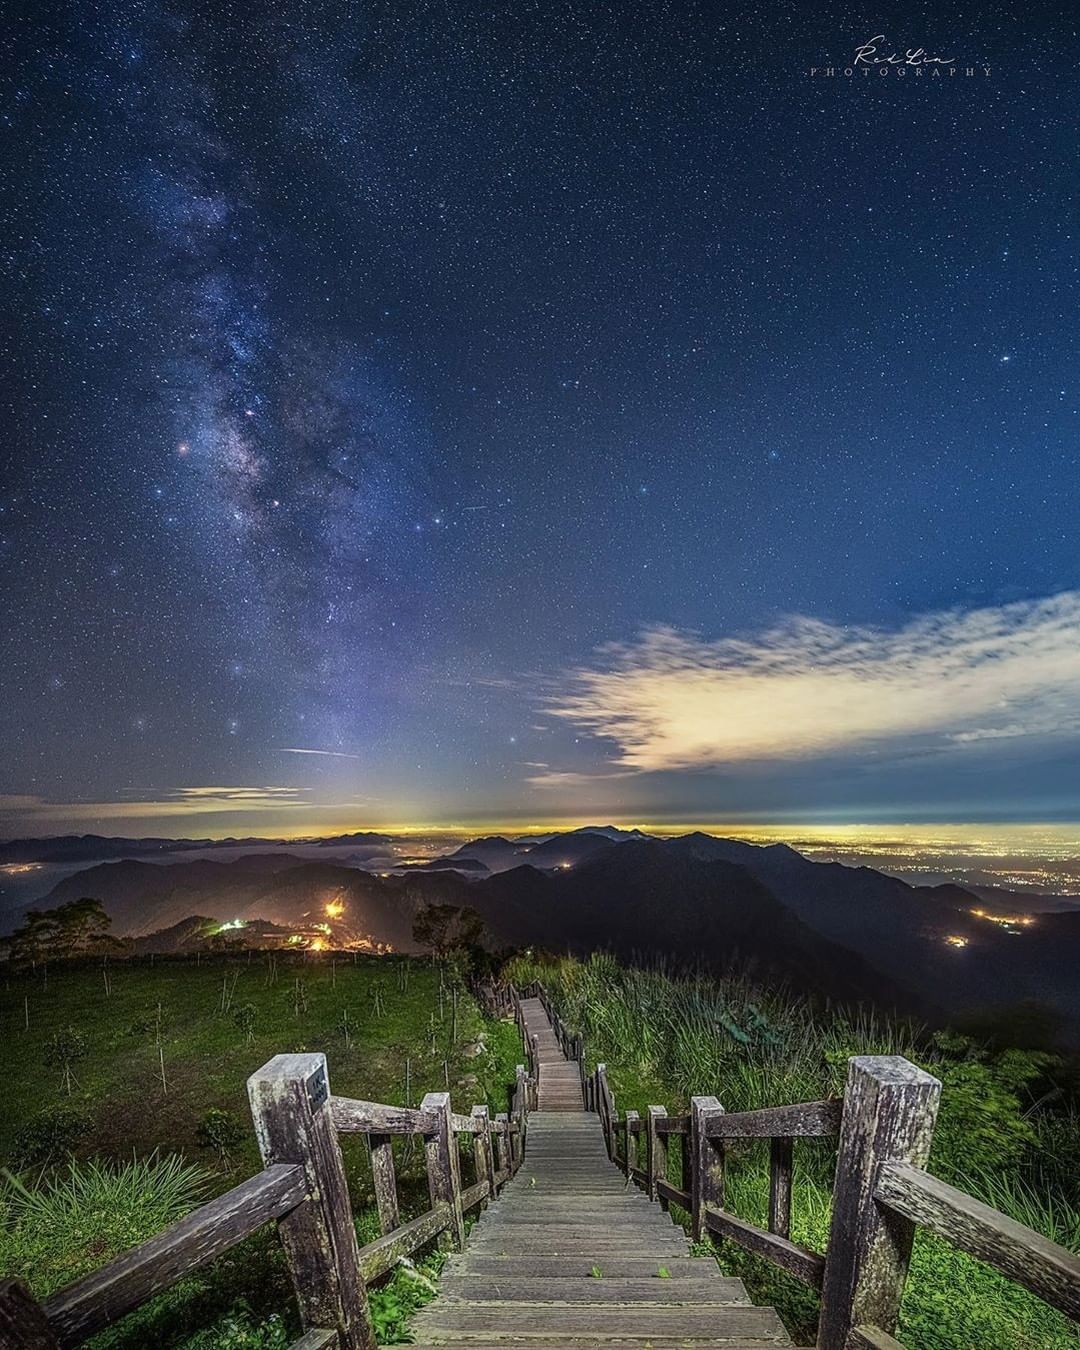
3;2;1080;829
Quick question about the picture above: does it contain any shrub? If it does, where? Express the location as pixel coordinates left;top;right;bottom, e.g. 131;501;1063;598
44;1025;88;1095
196;1109;246;1169
232;1003;257;1042
9;1104;91;1168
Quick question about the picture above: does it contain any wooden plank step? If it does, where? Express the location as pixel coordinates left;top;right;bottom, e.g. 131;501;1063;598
405;1342;790;1349
449;1257;724;1279
464;1246;693;1259
471;1232;682;1247
474;1227;681;1243
438;1277;750;1303
410;1305;792;1340
477;1205;674;1219
484;1211;672;1221
483;1208;670;1219
470;1219;681;1235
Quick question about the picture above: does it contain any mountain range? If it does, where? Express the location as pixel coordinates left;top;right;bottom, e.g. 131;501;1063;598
0;831;392;865
23;826;1080;1033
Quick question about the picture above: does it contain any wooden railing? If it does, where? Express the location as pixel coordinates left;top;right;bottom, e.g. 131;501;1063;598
0;987;536;1350
522;979;1080;1350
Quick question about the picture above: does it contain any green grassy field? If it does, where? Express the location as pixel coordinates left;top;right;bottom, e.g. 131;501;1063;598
0;951;523;1346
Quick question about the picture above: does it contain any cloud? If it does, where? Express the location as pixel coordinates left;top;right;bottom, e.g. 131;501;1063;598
525;768;636;789
280;747;363;760
0;786;314;825
169;786;311;806
543;591;1080;774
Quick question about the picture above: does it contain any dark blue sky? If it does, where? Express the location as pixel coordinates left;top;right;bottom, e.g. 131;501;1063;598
3;2;1080;833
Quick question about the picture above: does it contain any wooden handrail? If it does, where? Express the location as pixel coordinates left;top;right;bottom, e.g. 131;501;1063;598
357;1204;454;1283
846;1329;905;1350
703;1203;825;1288
41;1163;307;1345
874;1161;1080;1323
330;1096;439;1134
290;1331;340;1350
704;1098;841;1139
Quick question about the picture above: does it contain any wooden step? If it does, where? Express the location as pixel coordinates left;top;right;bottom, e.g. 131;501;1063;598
449;1256;725;1279
438;1277;750;1303
406;1342;790;1349
410;1304;792;1340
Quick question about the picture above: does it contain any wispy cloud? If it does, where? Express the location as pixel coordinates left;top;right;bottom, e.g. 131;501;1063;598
543;592;1080;775
280;747;363;760
0;786;314;824
170;786;311;805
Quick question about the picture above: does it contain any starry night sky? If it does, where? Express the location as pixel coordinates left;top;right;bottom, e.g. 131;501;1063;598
3;3;1080;834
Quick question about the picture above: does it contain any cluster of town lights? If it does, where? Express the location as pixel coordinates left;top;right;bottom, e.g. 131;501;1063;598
969;908;1034;928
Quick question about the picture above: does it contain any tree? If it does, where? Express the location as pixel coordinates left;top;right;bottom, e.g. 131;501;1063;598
412;904;486;960
232;1002;257;1044
45;1025;88;1095
196;1108;246;1170
4;899;121;966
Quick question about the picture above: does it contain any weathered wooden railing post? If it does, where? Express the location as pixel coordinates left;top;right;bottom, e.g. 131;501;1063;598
624;1109;639;1178
421;1091;465;1251
513;1064;529;1151
646;1105;668;1203
769;1137;793;1239
596;1063;612;1154
817;1056;942;1350
248;1054;375;1350
369;1133;400;1236
472;1105;496;1206
0;1278;59;1347
494;1111;510;1177
690;1095;724;1242
529;1032;541;1105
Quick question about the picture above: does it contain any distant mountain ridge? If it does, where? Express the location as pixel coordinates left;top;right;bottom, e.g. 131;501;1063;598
0;831;392;865
16;826;1080;1033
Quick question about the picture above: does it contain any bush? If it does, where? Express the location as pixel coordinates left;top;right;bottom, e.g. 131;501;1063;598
0;1153;209;1297
196;1109;246;1169
9;1104;91;1168
44;1025;88;1094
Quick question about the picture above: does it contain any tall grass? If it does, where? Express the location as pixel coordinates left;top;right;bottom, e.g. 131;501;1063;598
0;1154;210;1297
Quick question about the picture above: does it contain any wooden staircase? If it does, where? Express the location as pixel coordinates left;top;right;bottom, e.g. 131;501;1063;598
407;997;794;1348
9;978;1077;1350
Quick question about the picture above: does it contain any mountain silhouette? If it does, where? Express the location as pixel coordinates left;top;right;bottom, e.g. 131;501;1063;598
29;830;1080;1031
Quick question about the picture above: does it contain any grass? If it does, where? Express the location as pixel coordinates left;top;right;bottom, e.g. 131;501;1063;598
0;1154;210;1293
0;951;522;1345
505;952;1080;1350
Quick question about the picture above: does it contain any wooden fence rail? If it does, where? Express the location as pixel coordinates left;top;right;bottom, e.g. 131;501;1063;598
517;978;1080;1350
0;982;536;1350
